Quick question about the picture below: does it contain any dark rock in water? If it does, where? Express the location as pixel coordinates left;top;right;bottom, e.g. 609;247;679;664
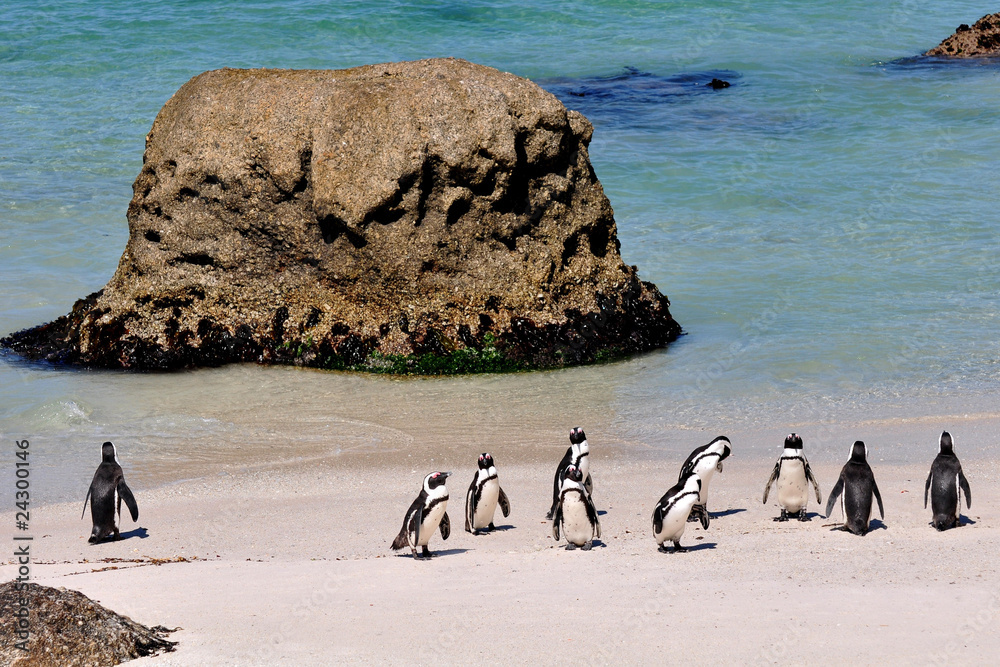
541;67;739;124
0;582;177;666
926;13;1000;57
707;78;731;90
1;58;681;373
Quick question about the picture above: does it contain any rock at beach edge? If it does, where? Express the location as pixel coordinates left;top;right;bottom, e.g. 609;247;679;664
926;13;1000;57
1;58;681;373
0;582;177;666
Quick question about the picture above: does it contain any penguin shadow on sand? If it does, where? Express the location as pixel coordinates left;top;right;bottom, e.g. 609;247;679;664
115;527;149;541
395;548;470;560
680;539;717;553
708;508;746;519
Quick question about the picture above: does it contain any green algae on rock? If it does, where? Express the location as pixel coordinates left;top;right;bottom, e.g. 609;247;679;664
1;58;681;373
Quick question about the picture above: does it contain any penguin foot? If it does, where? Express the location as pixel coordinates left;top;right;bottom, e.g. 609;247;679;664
566;543;577;551
472;529;482;536
774;510;789;522
545;511;554;520
488;523;496;531
582;542;593;551
422;547;435;559
658;544;670;553
672;542;687;553
797;512;812;522
113;529;121;541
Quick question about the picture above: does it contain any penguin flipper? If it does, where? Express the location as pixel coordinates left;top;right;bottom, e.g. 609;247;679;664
825;477;844;519
805;462;822;504
585;495;601;539
923;471;932;509
652;505;663;535
762;462;779;504
440;512;450;540
872;478;885;520
464;484;474;533
551;504;562;541
584;474;594;497
118;480;139;522
694;504;710;530
81;487;92;520
498;486;511;518
412;507;423;549
959;471;972;509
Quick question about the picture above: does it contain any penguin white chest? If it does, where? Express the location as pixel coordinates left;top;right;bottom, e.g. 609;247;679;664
415;499;447;546
655;496;696;544
473;476;500;529
694;458;720;504
776;459;808;512
560;493;594;545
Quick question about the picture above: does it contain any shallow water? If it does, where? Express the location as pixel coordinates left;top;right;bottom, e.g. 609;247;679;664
2;1;999;501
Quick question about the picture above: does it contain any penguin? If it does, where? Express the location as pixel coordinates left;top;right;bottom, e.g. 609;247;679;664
825;441;884;536
924;430;972;531
546;427;593;520
551;466;600;550
465;453;511;535
678;436;731;520
652;472;708;553
391;471;452;559
762;433;822;521
81;441;139;544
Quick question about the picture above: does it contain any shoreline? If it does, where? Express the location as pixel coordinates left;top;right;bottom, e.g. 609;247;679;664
8;361;1000;508
3;413;998;664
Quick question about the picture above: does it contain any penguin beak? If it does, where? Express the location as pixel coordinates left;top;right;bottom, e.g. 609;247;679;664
440;472;452;479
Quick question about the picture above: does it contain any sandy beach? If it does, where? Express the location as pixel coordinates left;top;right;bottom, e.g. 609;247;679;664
4;414;999;665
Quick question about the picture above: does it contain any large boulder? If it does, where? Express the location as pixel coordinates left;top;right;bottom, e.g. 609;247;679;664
926;13;1000;57
2;58;680;373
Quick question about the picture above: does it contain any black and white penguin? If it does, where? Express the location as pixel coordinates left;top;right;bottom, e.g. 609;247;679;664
678;435;731;520
391;471;452;559
652;471;707;553
825;441;884;536
81;441;139;544
546;427;593;520
551;466;600;550
465;453;511;535
762;433;822;521
924;431;972;531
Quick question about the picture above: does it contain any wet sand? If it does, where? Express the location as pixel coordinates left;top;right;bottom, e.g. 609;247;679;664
3;416;998;664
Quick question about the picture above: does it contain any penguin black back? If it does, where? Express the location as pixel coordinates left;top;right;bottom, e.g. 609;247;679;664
81;441;138;544
546;427;591;520
924;431;972;531
825;441;883;536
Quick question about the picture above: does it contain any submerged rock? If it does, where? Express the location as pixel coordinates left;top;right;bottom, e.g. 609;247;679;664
0;582;177;666
2;58;681;373
926;13;1000;57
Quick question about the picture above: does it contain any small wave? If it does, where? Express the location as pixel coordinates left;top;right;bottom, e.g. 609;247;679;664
24;399;93;429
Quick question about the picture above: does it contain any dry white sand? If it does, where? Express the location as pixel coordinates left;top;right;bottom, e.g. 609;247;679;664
3;418;999;665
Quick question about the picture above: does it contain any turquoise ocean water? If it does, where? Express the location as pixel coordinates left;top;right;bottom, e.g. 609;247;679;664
2;1;999;501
